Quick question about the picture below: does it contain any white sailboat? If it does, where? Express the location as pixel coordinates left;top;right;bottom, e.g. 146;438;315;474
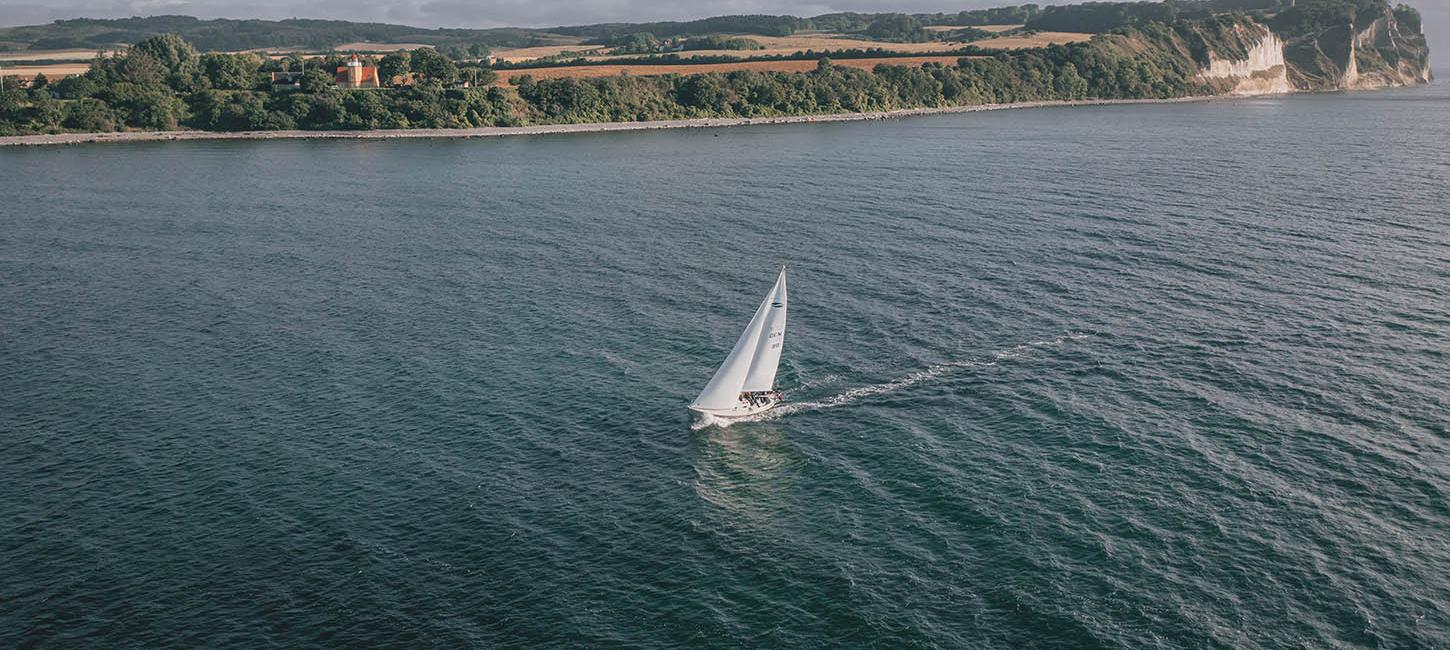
689;268;788;421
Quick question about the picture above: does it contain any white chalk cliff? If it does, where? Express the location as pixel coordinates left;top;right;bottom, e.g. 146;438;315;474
1199;26;1292;96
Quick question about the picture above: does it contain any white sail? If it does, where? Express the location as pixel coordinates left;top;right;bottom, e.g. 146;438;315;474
691;288;774;410
690;269;787;411
742;270;787;392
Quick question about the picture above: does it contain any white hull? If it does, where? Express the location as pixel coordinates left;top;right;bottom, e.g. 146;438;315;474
688;396;779;420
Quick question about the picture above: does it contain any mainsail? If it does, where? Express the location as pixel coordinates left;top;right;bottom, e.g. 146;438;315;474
691;269;788;411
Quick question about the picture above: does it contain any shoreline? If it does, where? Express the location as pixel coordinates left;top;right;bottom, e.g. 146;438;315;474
0;96;1232;147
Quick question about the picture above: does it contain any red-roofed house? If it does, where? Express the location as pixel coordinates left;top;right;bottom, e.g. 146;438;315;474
336;54;381;89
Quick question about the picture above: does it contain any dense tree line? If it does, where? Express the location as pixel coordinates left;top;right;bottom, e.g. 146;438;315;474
560;15;807;41
948;5;1046;26
508;42;1207;125
0;35;512;135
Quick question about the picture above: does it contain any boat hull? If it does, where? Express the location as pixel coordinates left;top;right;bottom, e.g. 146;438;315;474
688;397;779;420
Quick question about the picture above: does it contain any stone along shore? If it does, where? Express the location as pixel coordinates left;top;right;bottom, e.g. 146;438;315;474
0;98;1222;147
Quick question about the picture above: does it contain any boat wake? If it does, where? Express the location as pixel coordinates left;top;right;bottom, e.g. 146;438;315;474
693;333;1088;429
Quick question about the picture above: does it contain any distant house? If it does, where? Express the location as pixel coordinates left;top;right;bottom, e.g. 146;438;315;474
270;71;303;92
335;54;381;89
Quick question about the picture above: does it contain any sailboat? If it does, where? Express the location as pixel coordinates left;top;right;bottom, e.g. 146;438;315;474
689;268;788;421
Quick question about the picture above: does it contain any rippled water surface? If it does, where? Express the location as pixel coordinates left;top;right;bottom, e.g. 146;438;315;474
3;83;1449;648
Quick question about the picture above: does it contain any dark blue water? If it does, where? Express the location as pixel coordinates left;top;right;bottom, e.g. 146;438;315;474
3;83;1448;648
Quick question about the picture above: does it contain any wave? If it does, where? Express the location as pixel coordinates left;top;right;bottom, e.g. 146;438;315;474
693;333;1089;429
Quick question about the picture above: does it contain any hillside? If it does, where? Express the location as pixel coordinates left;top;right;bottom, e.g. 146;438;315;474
0;16;550;55
0;10;1050;54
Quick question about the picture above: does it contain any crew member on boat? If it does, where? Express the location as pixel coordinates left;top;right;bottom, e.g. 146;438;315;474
738;390;783;407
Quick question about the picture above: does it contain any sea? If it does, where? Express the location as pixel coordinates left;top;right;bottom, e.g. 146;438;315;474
3;80;1448;648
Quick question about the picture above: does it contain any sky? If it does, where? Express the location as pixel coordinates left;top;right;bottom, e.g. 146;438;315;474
0;0;1444;66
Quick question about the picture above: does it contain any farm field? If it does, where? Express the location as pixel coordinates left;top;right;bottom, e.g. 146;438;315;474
924;24;1025;33
331;42;436;52
1;63;92;77
497;55;971;84
499;30;1091;64
969;31;1094;48
584;34;980;60
0;49;112;61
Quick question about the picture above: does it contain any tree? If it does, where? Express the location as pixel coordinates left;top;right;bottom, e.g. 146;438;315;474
378;52;410;86
63;98;118;131
131;34;199;74
608;32;660;54
28;95;65;130
409;48;458;84
458;66;498;87
53;74;100;99
299;68;334;93
190;91;278;131
201;53;262;90
301;92;345;128
104;82;186;129
677;74;731;112
31;73;49;90
129;34;201;90
118;51;165;87
864;14;927;41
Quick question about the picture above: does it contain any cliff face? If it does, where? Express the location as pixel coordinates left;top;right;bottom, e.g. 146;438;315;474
1278;4;1432;90
1198;24;1293;95
1107;2;1432;98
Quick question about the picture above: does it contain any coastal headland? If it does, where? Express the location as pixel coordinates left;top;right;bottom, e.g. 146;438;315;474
0;1;1433;142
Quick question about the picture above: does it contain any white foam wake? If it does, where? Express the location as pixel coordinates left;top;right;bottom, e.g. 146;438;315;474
694;333;1088;428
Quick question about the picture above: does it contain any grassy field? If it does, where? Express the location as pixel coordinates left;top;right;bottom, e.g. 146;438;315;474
497;56;971;84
